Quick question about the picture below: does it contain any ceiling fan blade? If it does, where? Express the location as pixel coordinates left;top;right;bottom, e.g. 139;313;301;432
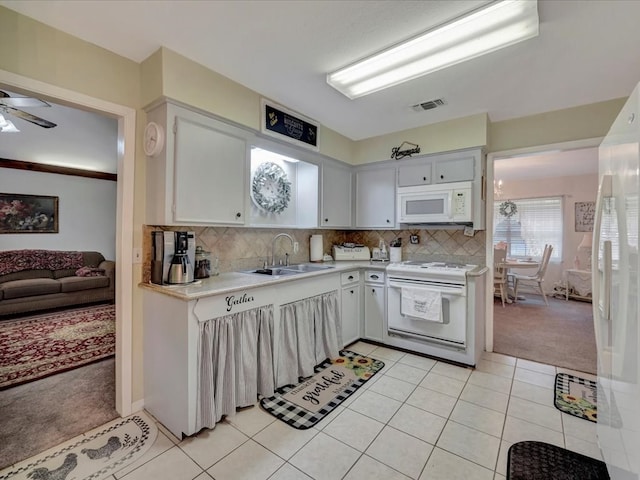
4;106;57;128
0;90;51;108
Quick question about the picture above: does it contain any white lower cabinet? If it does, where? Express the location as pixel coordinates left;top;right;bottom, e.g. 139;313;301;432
341;284;361;346
364;285;385;342
340;270;361;346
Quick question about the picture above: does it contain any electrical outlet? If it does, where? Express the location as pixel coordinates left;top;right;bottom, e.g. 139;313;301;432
133;248;142;264
293;242;299;253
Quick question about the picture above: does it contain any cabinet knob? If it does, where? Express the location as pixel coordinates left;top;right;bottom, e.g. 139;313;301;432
372;288;376;294
386;219;390;223
324;218;328;222
440;174;444;179
350;290;354;294
371;275;379;279
348;275;354;280
423;176;426;181
236;212;242;218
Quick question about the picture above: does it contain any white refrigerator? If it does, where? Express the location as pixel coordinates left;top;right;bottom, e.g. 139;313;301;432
594;81;640;479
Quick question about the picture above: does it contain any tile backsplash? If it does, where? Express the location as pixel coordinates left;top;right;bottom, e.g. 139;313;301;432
142;225;486;283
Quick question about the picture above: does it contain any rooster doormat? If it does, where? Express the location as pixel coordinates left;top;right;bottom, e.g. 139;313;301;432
260;350;384;430
0;412;157;480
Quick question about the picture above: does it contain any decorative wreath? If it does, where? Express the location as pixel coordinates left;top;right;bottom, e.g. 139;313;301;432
499;200;518;218
251;162;291;214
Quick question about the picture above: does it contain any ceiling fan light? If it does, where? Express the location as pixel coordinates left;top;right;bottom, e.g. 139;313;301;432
327;0;539;99
0;114;20;133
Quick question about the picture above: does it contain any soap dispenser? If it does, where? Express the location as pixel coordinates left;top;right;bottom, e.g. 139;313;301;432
379;239;388;261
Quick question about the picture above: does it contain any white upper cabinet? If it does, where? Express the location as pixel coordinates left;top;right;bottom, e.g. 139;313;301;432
145;102;248;225
321;162;352;228
397;163;432;187
355;166;396;228
174;116;247;224
433;153;475;183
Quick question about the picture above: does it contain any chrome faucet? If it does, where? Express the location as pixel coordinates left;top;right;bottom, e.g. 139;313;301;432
271;233;294;266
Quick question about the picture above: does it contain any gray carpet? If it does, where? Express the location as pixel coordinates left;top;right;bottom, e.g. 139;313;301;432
0;357;118;469
493;295;597;375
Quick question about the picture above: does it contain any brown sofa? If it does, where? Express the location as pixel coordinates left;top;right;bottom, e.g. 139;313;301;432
0;250;115;316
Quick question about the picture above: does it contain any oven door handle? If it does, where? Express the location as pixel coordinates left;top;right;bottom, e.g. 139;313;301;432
388;280;465;295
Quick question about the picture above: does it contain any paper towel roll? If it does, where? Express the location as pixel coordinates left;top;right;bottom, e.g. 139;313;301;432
310;234;323;262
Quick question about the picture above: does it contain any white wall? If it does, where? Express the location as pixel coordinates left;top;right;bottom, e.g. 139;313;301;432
497;172;598;293
0;168;116;259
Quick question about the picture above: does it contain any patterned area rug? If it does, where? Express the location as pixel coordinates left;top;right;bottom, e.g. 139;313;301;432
0;304;115;389
260;350;384;430
0;411;157;480
554;373;597;422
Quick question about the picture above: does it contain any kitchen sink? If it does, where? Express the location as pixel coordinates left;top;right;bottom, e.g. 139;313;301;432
281;264;334;273
241;263;334;277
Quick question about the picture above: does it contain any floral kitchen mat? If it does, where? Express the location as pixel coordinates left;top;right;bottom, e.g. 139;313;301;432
260;350;384;430
554;373;597;422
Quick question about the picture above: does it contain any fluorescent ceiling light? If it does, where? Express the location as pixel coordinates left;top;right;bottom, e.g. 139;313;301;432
327;0;539;99
0;113;19;133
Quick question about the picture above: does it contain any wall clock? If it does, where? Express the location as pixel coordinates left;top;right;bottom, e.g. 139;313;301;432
143;121;165;157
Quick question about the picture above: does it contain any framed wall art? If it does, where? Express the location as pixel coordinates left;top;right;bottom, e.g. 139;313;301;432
261;99;320;151
0;193;59;233
575;201;595;232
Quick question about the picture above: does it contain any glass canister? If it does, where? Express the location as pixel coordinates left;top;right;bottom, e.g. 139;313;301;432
194;246;211;279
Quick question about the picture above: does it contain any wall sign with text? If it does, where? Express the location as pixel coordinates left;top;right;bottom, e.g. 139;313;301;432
261;99;319;151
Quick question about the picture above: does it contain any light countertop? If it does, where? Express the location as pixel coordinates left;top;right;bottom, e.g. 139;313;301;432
139;261;387;300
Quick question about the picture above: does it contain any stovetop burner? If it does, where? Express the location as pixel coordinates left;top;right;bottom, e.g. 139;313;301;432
396;261;474;270
387;261;478;281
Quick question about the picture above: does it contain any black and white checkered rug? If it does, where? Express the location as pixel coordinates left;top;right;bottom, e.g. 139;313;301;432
260;350;384;430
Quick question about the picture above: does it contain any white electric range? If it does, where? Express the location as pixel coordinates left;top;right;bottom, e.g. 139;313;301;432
385;260;482;366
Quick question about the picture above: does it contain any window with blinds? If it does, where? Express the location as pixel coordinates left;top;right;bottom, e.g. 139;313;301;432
494;197;563;259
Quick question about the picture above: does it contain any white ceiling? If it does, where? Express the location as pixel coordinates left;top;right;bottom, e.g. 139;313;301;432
0;89;118;173
3;0;640;142
1;0;633;175
494;147;598;181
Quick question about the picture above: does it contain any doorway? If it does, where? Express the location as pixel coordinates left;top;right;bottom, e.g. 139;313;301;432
485;140;600;373
0;69;136;416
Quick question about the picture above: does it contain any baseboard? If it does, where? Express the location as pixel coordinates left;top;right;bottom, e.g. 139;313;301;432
131;398;145;413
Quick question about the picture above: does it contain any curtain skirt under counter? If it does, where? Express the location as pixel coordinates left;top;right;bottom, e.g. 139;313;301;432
196;305;275;431
195;290;341;432
275;290;341;386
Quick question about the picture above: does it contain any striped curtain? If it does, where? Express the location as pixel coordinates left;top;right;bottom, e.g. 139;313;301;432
275;290;341;387
196;305;274;431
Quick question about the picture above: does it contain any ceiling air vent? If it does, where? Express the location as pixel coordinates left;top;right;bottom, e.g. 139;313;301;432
412;98;446;112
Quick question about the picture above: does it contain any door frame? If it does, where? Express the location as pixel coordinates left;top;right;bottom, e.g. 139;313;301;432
484;137;603;353
0;69;136;415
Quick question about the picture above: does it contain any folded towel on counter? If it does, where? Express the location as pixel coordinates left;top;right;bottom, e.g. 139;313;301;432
401;287;443;323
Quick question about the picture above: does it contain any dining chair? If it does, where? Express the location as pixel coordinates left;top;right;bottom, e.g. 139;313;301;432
513;244;554;305
493;247;509;307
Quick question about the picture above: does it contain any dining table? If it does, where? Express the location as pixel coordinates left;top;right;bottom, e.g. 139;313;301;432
498;258;540;302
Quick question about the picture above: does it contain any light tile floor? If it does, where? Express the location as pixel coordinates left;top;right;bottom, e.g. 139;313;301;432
16;342;603;479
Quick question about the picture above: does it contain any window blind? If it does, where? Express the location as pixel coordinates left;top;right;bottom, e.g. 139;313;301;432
494;197;563;259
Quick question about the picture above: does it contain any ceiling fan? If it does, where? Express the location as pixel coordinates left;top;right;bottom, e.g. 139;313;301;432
0;90;57;133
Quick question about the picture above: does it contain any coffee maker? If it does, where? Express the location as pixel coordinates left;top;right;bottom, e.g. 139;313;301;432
151;231;195;285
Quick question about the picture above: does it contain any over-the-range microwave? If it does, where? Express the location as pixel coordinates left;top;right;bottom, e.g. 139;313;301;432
397;181;473;224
